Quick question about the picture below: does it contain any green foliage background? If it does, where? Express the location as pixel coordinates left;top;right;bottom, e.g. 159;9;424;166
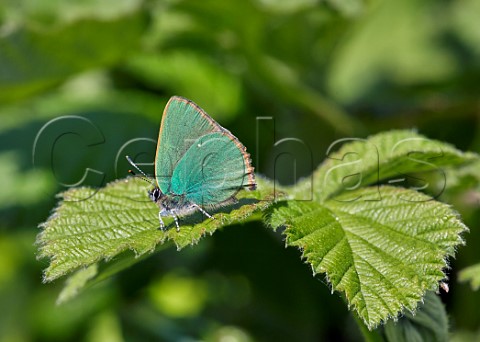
1;0;480;341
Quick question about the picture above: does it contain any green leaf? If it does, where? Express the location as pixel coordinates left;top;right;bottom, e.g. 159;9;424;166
452;0;480;58
383;291;448;342
268;186;466;329
124;51;242;122
37;177;275;283
1;0;143;27
313;130;477;202
327;0;457;103
442;158;480;203
57;264;98;304
458;263;480;291
325;0;365;17
0;7;146;102
57;245;171;304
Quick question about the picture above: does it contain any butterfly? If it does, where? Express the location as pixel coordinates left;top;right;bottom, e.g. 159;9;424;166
127;96;256;231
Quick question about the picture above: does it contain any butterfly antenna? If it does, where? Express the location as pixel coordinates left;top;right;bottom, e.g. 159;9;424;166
126;155;156;187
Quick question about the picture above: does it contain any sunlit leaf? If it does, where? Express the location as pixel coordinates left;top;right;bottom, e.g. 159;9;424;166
37;177;274;282
268;186;466;329
313;130;477;202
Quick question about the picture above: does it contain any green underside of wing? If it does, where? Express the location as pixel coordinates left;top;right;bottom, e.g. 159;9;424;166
155;97;219;193
170;132;248;205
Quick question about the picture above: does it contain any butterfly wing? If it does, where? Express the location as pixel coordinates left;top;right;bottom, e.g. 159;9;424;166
170;131;255;206
156;96;255;195
155;96;221;193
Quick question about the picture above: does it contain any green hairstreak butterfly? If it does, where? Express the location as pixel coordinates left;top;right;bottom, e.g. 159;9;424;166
127;96;256;231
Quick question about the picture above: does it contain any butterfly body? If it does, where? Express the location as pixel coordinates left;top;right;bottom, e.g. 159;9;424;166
148;188;196;217
128;96;256;231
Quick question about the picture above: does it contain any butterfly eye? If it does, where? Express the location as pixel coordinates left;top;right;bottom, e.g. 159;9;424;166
148;188;162;202
153;188;162;201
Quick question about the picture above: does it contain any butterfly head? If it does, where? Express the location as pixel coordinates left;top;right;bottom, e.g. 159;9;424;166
148;187;163;203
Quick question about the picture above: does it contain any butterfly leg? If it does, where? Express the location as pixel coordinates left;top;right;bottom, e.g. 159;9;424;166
170;209;181;232
192;203;215;220
158;211;165;231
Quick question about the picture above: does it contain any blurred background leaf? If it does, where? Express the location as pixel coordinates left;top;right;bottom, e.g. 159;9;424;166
382;291;449;342
2;0;480;341
459;263;480;291
0;0;146;103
